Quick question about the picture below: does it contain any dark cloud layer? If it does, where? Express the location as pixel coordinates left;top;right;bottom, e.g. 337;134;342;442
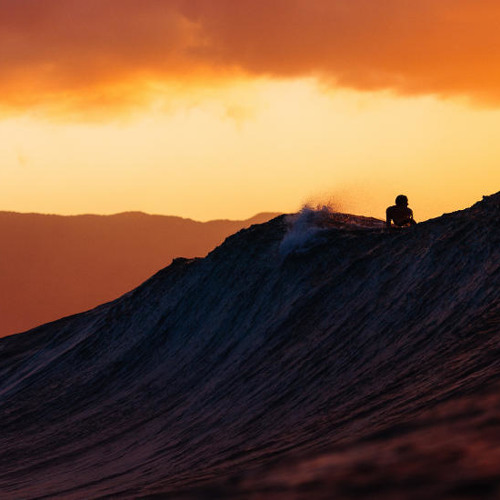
1;0;500;113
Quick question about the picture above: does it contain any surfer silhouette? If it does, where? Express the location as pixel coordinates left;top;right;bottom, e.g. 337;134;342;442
386;195;417;229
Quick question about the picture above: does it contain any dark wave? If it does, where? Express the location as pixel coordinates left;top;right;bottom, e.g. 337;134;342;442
0;194;499;499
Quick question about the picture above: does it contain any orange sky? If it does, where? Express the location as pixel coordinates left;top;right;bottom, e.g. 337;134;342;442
1;0;499;221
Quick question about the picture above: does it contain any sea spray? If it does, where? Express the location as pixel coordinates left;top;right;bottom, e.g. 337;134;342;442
279;204;332;255
279;204;384;255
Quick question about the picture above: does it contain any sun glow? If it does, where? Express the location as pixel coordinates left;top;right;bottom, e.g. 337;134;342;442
1;79;499;221
2;1;500;221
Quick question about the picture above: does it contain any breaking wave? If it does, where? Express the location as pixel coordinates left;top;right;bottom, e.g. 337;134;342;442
280;204;384;255
0;193;499;499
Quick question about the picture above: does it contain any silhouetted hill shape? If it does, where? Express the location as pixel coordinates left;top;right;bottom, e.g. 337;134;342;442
0;211;279;337
0;193;499;498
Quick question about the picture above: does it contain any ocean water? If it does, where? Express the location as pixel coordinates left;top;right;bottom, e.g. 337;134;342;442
0;193;499;499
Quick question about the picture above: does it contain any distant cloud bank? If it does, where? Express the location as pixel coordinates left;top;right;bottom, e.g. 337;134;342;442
1;0;499;115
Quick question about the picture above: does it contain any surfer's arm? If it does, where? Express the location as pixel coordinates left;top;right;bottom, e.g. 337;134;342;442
385;208;392;228
408;208;417;225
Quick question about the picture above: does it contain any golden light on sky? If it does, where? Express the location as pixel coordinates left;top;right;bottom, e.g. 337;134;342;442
1;0;500;221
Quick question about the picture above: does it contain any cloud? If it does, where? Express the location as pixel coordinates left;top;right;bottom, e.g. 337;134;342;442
2;0;500;115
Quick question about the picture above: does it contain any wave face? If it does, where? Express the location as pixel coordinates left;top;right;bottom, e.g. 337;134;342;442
0;194;499;499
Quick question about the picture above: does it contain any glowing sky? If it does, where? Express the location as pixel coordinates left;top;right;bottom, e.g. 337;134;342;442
1;0;500;221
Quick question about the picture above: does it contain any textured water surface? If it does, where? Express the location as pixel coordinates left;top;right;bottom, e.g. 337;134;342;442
0;194;499;499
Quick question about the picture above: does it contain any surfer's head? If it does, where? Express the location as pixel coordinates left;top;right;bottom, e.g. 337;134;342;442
395;195;408;207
